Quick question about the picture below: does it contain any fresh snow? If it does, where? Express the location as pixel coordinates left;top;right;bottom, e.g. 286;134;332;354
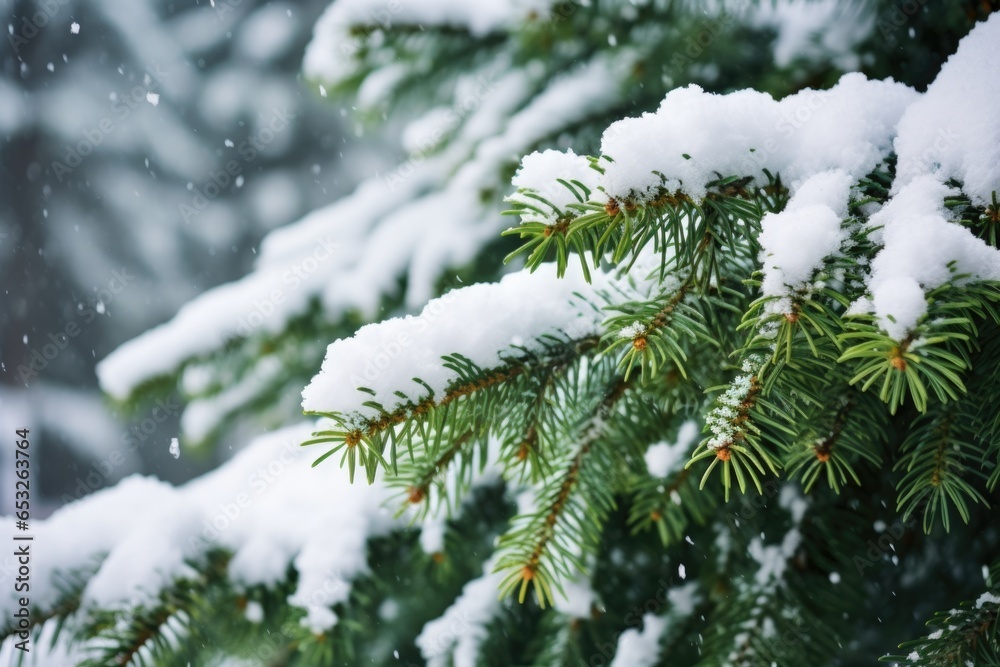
418;515;448;555
0;476;176;615
97;56;622;400
508;149;604;223
893;12;1000;205
705;356;764;451
609;583;699;667
799;21;997;340
302;262;609;420
758;169;853;308
416;558;504;667
610;614;668;667
976;592;1000;609
748;488;806;588
849;12;1000;338
859;177;1000;339
244;600;264;623
0;424;398;629
598;73;915;202
748;529;799;585
644;420;700;478
553;577;596;619
509;16;1000;341
44;13;1000;663
180;354;284;443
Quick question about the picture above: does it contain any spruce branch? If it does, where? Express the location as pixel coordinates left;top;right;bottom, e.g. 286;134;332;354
601;277;711;382
687;355;782;501
76;551;232;667
895;401;991;533
838;280;1000;414
303;334;601;482
504;172;786;283
741;282;850;368
882;570;1000;666
783;390;887;493
628;465;716;546
495;374;630;608
395;428;477;515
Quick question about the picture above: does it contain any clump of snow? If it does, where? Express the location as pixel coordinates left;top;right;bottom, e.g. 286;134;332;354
553;578;596;619
856;176;1000;339
0;424;398;627
893;12;1000;205
500;16;1000;346
402;106;457;154
302;262;609;421
169;437;180;459
747;488;808;588
617;322;647;340
778;484;808;524
297;604;338;634
146;92;160;106
645;420;699;477
508;149;604;223
181;363;215;396
976;592;1000;609
419;516;448;555
758;169;853;305
416;558;504;667
609;583;699;667
850;15;1000;339
610;614;668;667
0;476;175;615
70;22;80;34
599;73;915;202
245;600;264;623
356;64;408;109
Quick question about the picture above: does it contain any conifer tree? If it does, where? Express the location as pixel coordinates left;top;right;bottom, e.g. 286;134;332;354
3;2;1000;666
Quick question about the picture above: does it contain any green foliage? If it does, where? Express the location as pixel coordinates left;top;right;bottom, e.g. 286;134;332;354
882;563;1000;666
895;400;991;533
19;1;1000;666
303;334;602;484
839;280;999;414
290;1;1000;654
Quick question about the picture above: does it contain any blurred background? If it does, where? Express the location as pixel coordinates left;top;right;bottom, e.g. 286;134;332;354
0;0;392;515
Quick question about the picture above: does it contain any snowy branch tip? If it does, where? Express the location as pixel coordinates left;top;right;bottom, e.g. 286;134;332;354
301;262;609;421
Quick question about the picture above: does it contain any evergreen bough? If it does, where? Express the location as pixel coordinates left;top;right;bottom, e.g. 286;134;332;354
4;2;1000;666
